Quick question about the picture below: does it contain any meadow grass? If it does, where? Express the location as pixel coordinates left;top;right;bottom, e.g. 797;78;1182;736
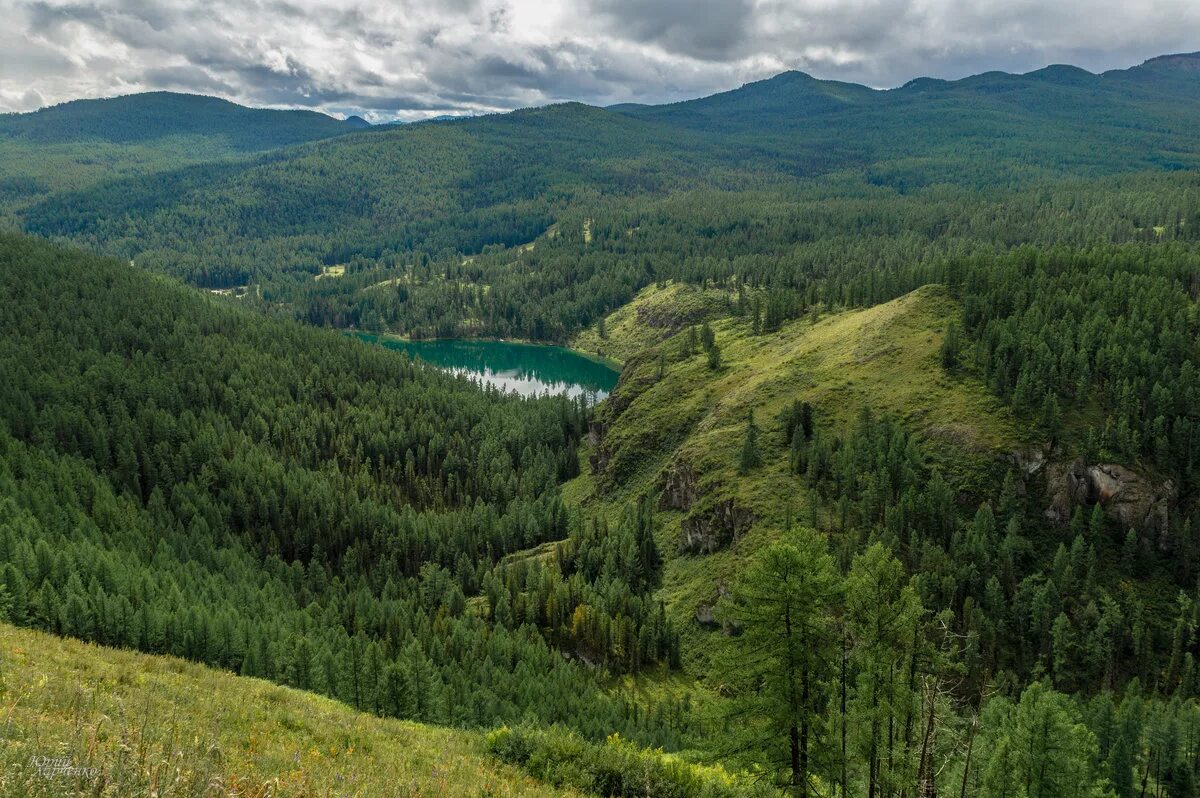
0;624;576;797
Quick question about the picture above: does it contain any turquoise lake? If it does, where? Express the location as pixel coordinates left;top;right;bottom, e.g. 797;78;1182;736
357;335;620;403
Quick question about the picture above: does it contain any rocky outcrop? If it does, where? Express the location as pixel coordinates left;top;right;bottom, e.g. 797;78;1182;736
659;459;700;511
1011;446;1048;477
680;499;755;554
696;583;741;634
1045;458;1176;548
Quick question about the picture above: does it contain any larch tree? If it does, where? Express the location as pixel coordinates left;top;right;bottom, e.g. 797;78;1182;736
717;532;841;796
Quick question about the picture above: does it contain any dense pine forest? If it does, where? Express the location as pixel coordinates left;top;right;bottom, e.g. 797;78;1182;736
3;51;1200;798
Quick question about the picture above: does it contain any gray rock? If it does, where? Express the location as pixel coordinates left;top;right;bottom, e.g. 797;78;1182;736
660;458;700;511
680;498;754;554
694;603;719;629
1044;458;1176;549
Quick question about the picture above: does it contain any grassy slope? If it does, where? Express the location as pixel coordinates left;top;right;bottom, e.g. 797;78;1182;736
566;283;1033;672
0;624;575;798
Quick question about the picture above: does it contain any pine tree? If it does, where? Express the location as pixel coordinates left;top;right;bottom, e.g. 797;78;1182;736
1040;392;1063;442
799;402;814;440
940;321;961;371
977;681;1109;798
845;544;924;798
382;660;416;718
739;410;762;474
707;342;721;371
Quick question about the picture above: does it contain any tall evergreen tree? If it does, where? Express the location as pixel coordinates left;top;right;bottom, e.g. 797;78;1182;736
717;533;841;796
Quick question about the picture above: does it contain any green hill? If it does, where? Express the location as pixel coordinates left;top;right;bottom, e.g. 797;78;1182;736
0;623;573;797
566;275;1191;687
0;92;365;225
0;92;363;148
566;284;1029;665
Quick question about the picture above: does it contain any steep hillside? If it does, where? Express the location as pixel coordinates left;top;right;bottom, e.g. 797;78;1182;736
0;233;684;751
0;623;572;797
567;276;1191;690
567;284;1031;665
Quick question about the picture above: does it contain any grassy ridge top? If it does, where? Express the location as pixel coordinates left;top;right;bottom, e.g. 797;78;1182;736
567;283;1030;671
0;623;574;797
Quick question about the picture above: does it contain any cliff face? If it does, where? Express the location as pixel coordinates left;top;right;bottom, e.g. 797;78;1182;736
1044;458;1177;548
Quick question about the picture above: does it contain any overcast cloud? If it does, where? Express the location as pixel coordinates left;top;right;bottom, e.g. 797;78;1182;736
1;0;1198;120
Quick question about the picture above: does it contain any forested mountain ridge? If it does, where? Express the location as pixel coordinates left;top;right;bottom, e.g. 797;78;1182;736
12;53;1200;334
0;91;366;148
0;91;368;229
0;234;694;752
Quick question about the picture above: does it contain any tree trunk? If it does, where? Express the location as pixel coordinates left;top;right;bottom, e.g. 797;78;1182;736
842;629;849;798
958;715;976;798
917;686;937;798
800;671;811;798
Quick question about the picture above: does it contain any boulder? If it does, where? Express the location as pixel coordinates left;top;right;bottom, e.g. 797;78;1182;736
1011;446;1048;477
694;603;719;629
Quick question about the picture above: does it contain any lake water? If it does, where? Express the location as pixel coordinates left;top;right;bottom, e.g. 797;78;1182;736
356;335;619;404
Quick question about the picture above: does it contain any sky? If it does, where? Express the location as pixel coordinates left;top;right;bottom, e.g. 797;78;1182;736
2;0;1199;121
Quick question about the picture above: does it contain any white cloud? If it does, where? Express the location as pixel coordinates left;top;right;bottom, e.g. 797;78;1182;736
1;0;1198;119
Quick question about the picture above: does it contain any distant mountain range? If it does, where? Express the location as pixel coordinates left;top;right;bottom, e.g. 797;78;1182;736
6;50;1200;289
7;50;1197;149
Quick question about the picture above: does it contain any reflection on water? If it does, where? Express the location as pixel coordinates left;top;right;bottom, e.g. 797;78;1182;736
355;335;619;404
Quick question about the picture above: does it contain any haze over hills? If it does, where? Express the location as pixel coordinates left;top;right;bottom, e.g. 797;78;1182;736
3;47;1200;797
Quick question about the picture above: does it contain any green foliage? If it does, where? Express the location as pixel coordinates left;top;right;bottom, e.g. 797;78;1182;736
0;233;684;746
738;411;761;475
707;343;722;371
715;533;839;794
976;682;1112;798
483;498;678;673
940;320;961;371
486;724;772;798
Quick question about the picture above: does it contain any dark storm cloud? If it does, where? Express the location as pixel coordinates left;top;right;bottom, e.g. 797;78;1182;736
2;0;1198;119
589;0;756;61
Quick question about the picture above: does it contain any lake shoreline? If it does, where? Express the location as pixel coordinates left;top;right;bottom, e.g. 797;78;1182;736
345;329;624;371
349;332;619;404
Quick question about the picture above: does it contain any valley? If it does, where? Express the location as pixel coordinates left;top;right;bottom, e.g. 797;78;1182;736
2;48;1200;798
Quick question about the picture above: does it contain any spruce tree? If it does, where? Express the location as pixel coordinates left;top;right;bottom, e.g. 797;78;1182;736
739;410;761;474
940;321;961;371
707;342;721;371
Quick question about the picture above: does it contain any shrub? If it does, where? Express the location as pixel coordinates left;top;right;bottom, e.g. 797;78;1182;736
486;724;774;797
